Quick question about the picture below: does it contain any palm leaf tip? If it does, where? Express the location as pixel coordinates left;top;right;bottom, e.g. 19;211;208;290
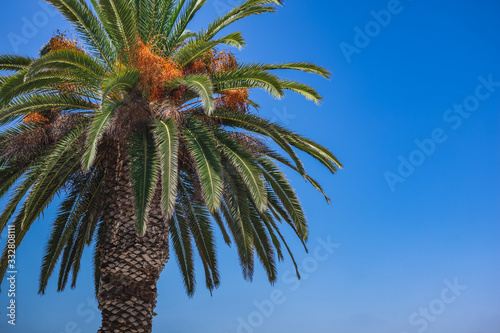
0;54;34;71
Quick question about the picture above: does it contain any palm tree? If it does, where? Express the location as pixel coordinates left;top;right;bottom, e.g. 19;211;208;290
0;1;342;332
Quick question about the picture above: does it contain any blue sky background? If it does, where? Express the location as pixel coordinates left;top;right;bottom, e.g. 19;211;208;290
1;0;499;332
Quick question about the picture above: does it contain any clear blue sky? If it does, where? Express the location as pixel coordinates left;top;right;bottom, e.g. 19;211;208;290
1;0;499;332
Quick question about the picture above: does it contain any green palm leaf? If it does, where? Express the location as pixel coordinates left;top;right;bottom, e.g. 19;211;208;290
162;0;208;53
170;74;215;114
221;169;255;280
0;168;39;233
153;119;179;219
259;157;308;240
22;127;86;229
82;100;122;170
214;130;267;212
44;0;115;67
279;79;324;104
206;109;306;176
178;174;219;291
261;62;332;79
170;203;195;295
0;94;96;125
197;0;283;42
39;168;104;293
99;0;138;58
182;120;222;211
175;31;246;67
212;67;284;99
128;128;160;236
248;202;277;282
0;54;34;71
26;49;106;83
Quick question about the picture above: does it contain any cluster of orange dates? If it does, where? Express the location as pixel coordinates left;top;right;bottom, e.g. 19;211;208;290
24;33;250;126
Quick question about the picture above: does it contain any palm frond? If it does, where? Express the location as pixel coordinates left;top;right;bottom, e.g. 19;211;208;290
170;199;195;295
0;94;96;125
258;157;308;240
38;167;104;293
182;120;222;212
212;67;283;99
99;0;138;59
0;164;29;200
170;74;215;114
175;32;246;67
279;79;323;104
158;0;186;44
0;168;39;233
206;109;306;176
0;71;98;107
162;0;208;54
21;128;86;230
274;126;343;172
210;211;232;245
100;69;140;101
178;174;219;291
248;202;277;283
264;149;332;203
214;130;267;212
221;169;254;280
153;119;179;219
197;0;283;42
260;62;331;79
136;0;174;43
0;54;34;71
82;100;122;170
128;128;159;236
27;49;106;84
44;0;115;67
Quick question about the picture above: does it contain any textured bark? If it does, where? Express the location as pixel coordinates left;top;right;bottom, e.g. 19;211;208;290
97;158;169;333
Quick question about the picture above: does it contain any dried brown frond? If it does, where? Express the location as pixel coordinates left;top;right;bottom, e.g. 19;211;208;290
48;113;85;141
229;132;268;154
150;100;182;123
177;142;197;174
101;90;152;148
2;126;49;162
15;112;84;159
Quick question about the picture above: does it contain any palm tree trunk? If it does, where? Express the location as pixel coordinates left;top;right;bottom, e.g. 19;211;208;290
97;158;169;333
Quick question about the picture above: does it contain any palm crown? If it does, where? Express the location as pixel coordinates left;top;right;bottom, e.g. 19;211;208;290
0;0;341;330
